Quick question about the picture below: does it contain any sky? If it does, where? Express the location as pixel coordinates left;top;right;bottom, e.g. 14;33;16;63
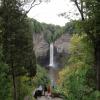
27;0;80;26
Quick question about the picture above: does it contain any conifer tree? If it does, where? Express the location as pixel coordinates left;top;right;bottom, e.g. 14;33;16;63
0;0;36;99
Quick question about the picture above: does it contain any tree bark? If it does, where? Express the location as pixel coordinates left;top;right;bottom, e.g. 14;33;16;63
95;42;100;90
74;0;85;21
95;0;100;91
11;60;17;100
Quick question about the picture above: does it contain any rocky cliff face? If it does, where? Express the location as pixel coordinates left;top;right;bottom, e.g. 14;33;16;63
54;34;71;54
33;33;49;65
33;33;49;57
33;33;71;66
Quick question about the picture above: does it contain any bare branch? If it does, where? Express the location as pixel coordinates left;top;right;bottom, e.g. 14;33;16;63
26;0;42;14
18;0;41;22
19;0;50;22
73;0;85;20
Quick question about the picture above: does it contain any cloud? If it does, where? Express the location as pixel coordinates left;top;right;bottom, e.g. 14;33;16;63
27;0;79;26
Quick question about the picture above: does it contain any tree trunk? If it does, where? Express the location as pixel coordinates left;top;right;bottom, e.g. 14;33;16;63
74;0;85;21
95;43;100;90
11;61;17;100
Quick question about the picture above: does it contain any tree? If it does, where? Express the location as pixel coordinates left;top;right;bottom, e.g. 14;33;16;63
0;46;12;100
58;34;96;100
63;21;77;34
42;24;63;43
0;0;36;100
71;0;100;91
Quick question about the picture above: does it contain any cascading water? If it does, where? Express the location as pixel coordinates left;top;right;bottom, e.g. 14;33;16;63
49;43;54;67
48;43;60;86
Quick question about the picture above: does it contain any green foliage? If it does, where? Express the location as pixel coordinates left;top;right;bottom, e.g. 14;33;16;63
63;21;77;34
0;0;36;77
17;65;49;100
30;19;43;33
28;19;64;43
0;0;37;99
83;91;100;100
70;0;100;92
16;65;49;99
69;34;94;64
16;76;35;100
42;24;63;43
58;34;96;100
32;64;49;87
71;0;100;90
0;47;12;100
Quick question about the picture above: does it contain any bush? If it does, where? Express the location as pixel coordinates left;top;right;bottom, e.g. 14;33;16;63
0;47;12;100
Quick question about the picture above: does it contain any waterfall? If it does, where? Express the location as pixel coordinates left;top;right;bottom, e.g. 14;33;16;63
49;43;54;67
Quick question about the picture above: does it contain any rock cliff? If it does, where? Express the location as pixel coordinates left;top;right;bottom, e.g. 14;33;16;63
33;33;71;66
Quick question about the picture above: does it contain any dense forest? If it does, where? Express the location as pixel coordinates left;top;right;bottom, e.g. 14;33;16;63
0;0;100;100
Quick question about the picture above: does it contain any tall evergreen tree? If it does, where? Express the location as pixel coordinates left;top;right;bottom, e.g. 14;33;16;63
0;0;36;99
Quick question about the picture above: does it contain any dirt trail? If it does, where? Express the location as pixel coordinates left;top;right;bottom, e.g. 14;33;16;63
37;96;63;100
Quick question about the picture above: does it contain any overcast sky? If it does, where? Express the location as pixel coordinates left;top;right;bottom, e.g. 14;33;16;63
27;0;80;26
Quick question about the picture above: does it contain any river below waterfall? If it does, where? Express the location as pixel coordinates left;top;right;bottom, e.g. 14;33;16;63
47;43;63;85
46;66;62;86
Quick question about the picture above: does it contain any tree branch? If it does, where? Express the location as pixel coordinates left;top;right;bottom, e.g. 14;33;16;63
74;0;85;20
20;0;42;22
26;0;42;14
